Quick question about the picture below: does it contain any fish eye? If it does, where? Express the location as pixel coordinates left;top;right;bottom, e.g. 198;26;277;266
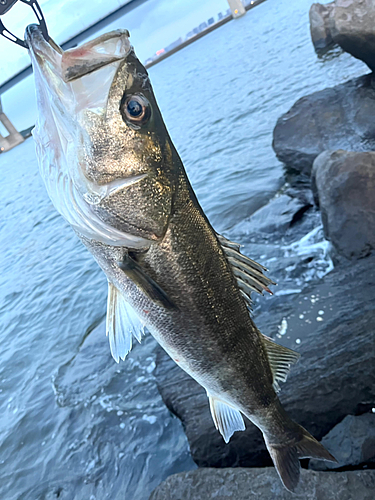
120;94;151;126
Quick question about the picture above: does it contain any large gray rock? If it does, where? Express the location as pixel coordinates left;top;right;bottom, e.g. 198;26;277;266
329;0;375;71
309;1;375;70
312;150;375;259
154;256;375;468
310;413;375;470
272;74;375;179
309;2;335;52
149;468;375;500
232;192;313;235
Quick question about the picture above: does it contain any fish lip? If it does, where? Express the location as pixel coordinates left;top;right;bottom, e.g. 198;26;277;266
25;23;59;57
25;22;46;43
25;25;132;81
25;23;63;82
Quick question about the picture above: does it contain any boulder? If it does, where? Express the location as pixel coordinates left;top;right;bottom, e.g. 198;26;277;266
154;256;375;468
272;74;375;179
309;413;375;470
329;0;375;72
312;150;375;259
149;468;375;500
309;2;335;52
231;192;313;236
309;1;375;70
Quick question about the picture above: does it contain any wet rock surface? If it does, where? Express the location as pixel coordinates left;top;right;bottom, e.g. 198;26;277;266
154;255;375;468
149;468;375;500
272;74;375;179
312;150;375;259
331;0;375;71
309;2;334;52
309;1;375;70
309;413;375;471
235;191;313;235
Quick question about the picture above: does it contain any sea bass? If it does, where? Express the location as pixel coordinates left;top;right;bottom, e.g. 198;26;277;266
26;25;335;491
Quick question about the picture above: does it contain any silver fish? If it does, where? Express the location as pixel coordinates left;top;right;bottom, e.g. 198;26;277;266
26;25;336;491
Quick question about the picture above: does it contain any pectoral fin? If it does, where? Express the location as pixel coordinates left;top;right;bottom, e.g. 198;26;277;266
117;253;176;310
106;282;144;363
208;395;245;443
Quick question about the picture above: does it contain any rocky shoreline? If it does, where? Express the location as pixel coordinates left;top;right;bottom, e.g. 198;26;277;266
150;1;375;498
149;468;375;500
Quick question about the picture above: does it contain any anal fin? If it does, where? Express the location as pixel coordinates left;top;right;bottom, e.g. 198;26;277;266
208;395;245;443
106;282;144;363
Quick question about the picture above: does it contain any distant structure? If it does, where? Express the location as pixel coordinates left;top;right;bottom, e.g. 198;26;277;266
0;98;24;154
145;0;255;66
227;0;246;18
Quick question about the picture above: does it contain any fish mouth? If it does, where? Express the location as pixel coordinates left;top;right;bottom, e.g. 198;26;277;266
25;24;132;120
26;24;136;198
25;26;150;247
25;24;131;82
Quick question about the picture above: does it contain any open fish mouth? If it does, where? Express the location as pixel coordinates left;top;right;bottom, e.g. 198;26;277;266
25;25;150;248
25;24;131;81
25;24;132;124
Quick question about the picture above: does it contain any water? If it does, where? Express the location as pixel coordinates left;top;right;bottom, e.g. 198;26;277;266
0;1;367;499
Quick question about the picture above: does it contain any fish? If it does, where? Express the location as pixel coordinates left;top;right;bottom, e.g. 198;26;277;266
25;25;336;491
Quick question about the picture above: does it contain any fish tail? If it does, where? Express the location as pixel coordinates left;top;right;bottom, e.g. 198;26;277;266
264;422;336;492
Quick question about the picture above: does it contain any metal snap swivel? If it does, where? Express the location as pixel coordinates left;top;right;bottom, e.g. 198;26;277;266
0;0;48;48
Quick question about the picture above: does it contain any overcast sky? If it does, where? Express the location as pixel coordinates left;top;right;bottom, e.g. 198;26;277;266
0;0;229;85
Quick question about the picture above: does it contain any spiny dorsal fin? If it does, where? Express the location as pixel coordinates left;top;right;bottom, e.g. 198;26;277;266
217;233;275;308
106;282;144;363
208;394;245;443
261;334;300;392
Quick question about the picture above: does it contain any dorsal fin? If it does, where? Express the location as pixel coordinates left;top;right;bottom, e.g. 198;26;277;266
106;282;144;363
217;233;275;308
261;334;300;392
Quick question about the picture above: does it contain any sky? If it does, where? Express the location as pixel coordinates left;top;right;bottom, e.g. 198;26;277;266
0;0;229;86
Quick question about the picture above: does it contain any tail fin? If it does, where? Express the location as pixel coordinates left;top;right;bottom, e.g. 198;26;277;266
265;424;337;492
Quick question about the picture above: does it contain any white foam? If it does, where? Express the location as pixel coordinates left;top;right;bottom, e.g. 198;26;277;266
281;225;334;282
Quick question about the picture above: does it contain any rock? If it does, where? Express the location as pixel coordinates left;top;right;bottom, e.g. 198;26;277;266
272;74;375;179
149;468;375;500
309;2;335;52
312;150;375;259
309;413;375;470
329;0;375;72
232;192;313;236
154;255;375;468
309;1;375;71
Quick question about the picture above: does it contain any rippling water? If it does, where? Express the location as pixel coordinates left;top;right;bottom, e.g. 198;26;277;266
0;0;367;498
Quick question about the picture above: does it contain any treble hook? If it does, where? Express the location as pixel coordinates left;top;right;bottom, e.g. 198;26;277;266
0;0;48;48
